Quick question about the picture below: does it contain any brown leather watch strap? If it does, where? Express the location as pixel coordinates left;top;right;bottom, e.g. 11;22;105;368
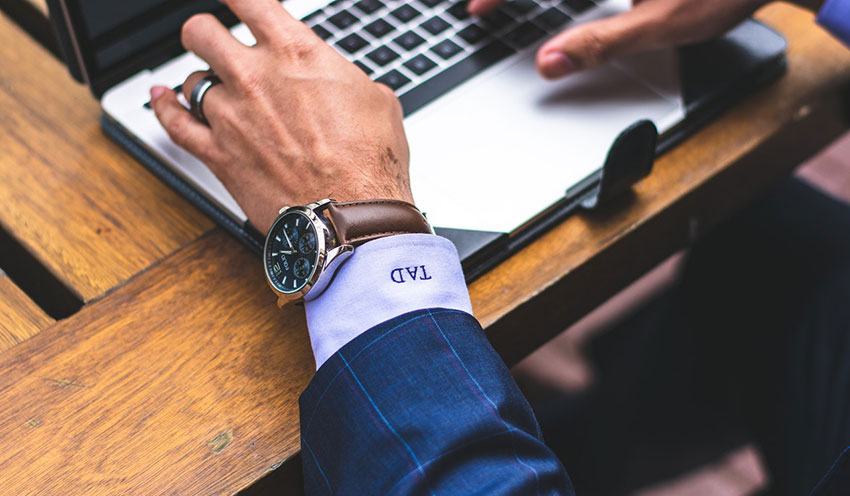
323;200;433;246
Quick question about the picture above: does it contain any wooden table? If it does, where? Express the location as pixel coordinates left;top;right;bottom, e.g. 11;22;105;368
0;2;847;494
0;271;52;352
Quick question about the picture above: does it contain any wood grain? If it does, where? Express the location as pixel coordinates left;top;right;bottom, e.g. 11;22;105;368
0;12;212;303
0;272;53;352
0;231;313;495
470;3;850;364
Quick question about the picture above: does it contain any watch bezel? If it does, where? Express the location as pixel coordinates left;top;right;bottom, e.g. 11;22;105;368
263;205;330;301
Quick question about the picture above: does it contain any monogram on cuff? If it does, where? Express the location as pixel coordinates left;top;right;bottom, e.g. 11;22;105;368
391;265;433;283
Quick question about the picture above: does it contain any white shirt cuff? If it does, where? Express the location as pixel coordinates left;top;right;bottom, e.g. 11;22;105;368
304;234;473;369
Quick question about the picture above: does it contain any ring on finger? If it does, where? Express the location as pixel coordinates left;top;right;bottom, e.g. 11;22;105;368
189;74;222;126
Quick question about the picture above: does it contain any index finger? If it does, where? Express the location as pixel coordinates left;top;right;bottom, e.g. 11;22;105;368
222;0;299;43
182;13;247;79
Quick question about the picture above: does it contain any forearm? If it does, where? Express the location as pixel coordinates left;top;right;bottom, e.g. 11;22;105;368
299;235;572;493
299;308;574;494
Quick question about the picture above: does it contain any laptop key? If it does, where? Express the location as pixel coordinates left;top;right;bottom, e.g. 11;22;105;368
504;0;538;15
533;7;570;30
399;40;515;115
503;21;546;48
403;54;438;75
391;5;422;22
311;24;334;40
431;39;464;59
561;0;595;13
354;60;374;75
457;23;489;44
376;70;412;91
420;0;446;7
394;30;426;51
337;33;369;54
328;10;359;29
446;2;470;20
480;10;514;30
367;45;401;66
420;16;451;35
354;0;385;14
364;18;396;38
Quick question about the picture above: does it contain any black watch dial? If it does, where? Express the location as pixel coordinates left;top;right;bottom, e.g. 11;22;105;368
265;211;321;294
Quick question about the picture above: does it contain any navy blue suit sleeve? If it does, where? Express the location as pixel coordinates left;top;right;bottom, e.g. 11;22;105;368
299;308;574;495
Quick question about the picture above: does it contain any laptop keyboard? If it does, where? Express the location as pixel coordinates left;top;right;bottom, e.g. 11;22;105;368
311;0;599;115
144;0;600;114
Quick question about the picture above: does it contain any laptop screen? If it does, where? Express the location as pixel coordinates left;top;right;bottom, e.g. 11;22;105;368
53;0;238;95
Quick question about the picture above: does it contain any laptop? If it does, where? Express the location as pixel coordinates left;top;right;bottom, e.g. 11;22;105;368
48;0;787;280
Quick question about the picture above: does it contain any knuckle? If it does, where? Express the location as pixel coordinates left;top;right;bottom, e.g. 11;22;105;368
281;36;318;61
376;82;396;99
388;92;403;115
380;85;403;113
231;69;261;94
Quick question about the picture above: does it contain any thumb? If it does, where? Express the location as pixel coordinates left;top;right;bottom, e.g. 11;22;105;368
535;9;657;79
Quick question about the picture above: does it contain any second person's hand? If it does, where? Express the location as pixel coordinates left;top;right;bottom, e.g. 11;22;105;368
467;0;821;80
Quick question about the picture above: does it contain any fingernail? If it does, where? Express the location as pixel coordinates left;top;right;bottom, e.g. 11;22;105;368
150;86;166;100
467;0;479;13
541;52;575;78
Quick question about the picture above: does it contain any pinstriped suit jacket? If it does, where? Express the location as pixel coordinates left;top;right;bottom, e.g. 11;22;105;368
299;308;574;495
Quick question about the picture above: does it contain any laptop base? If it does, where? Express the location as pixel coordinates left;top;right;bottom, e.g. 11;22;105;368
100;18;786;283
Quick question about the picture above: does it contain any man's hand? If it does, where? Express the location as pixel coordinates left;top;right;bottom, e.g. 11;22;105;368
467;0;822;80
150;0;412;233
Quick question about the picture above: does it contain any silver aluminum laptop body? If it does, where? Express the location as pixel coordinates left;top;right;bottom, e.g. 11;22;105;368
94;0;684;235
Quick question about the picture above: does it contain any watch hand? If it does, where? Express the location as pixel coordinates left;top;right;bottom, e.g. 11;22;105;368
282;228;295;250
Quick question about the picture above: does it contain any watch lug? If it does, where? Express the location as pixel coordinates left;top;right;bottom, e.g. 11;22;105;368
306;198;334;211
326;243;354;266
303;244;354;301
278;205;290;215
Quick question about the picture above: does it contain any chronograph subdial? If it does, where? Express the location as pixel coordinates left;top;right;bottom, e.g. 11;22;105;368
298;231;316;254
293;257;311;279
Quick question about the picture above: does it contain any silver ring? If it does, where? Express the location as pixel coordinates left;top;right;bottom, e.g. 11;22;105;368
189;74;221;126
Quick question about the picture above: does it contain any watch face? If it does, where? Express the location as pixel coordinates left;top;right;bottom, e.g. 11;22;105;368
265;211;321;294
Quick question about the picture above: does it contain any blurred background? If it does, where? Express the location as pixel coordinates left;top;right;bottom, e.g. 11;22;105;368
512;131;850;496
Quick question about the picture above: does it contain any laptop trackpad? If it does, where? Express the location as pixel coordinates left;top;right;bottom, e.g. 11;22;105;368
405;49;684;233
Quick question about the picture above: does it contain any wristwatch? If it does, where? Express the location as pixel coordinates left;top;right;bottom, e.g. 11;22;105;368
263;198;433;305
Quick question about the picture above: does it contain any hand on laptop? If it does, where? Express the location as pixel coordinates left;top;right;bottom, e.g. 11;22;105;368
467;0;823;80
150;0;413;232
